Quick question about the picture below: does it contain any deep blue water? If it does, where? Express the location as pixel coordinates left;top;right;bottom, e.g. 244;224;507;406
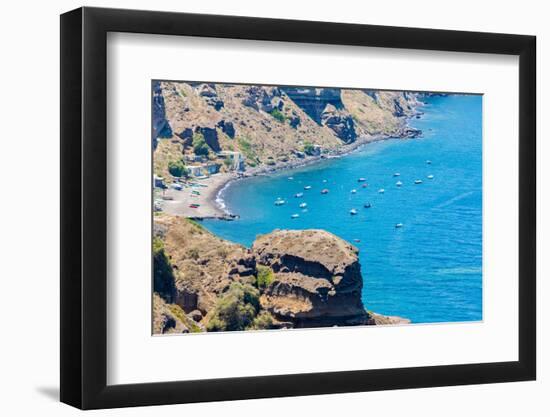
203;95;482;323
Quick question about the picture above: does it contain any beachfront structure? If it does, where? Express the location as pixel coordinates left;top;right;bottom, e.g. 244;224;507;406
184;154;207;163
154;175;166;189
187;165;204;177
217;151;245;172
204;163;221;175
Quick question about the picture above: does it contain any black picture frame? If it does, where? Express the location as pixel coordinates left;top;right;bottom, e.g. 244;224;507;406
60;6;536;410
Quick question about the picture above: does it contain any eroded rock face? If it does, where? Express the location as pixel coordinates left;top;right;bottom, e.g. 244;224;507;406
196;126;221;152
153;294;190;334
197;83;224;110
282;87;342;124
320;104;357;143
252;229;370;327
241;86;282;112
152;81;173;145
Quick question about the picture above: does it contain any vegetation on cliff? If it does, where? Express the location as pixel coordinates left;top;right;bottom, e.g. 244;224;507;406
152;81;423;181
152;215;408;334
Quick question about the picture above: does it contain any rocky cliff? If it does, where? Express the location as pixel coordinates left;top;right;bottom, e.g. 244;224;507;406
252;229;370;327
152;215;408;334
152;81;423;180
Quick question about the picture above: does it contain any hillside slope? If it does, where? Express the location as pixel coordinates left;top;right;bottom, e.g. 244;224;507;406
152;81;424;180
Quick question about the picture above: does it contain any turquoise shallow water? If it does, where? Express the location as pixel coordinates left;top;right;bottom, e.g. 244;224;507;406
203;95;482;323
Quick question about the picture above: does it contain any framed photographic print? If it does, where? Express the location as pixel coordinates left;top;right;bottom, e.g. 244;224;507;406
60;7;536;410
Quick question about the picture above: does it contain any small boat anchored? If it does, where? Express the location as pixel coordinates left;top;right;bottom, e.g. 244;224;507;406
304;185;312;190
426;160;432;165
364;202;372;208
294;192;304;198
291;213;300;219
299;203;307;209
393;173;401;177
378;188;385;194
321;188;329;194
427;174;434;179
395;223;403;228
396;181;403;187
361;184;368;188
357;178;366;182
274;198;286;206
351;189;357;194
414;179;423;184
350;209;358;215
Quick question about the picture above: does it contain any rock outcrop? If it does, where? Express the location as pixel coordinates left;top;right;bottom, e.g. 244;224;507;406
197;83;224;110
153;215;409;333
252;229;370;327
152;81;173;145
320;104;357;143
281;87;343;123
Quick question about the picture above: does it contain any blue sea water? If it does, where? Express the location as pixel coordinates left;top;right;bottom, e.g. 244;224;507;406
203;95;482;324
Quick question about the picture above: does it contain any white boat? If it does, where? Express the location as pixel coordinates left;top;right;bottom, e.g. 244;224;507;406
171;183;183;190
414;179;423;184
299;203;307;209
321;188;329;194
378;188;385;194
427;174;434;179
426;160;432;165
294;192;304;198
395;223;403;228
304;185;312;190
396;181;403;187
291;213;299;219
393;173;401;177
322;179;328;183
288;177;294;180
350;209;358;215
358;178;366;182
274;198;285;206
364;202;372;208
351;189;357;194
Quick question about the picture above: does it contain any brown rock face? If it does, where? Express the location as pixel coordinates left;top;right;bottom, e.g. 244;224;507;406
320;104;357;143
252;229;370;327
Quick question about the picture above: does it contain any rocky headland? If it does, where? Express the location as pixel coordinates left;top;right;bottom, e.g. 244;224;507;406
153;214;409;334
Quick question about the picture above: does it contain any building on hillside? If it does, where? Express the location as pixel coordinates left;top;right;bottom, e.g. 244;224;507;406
187;165;204;177
217;151;245;172
153;175;166;189
204;163;221;175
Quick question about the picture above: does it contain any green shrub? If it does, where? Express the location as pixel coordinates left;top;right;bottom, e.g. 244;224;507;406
303;141;315;156
168;304;202;333
270;108;286;123
248;311;275;330
237;136;258;165
193;133;210;156
256;265;274;290
168;160;188;177
153;237;175;302
206;283;260;332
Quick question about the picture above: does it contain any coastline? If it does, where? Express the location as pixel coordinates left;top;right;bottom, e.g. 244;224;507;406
210;130;422;219
159;104;425;221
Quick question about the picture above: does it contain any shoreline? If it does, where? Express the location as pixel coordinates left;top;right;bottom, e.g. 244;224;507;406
210;130;422;220
159;108;424;221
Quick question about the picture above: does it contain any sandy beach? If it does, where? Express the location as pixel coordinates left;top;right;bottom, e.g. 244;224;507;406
158;173;237;219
